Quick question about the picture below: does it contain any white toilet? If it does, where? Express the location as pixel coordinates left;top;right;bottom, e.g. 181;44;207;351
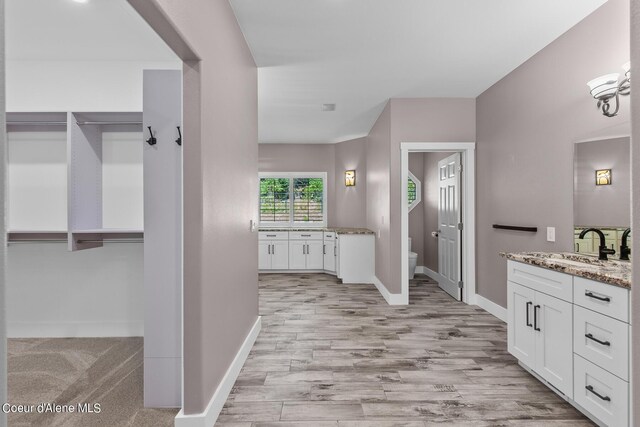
408;237;418;279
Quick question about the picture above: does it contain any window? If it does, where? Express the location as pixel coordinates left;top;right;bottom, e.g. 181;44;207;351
260;173;326;226
408;171;421;212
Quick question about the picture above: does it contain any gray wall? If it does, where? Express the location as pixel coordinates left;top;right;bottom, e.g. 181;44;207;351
408;153;425;265
366;103;392;289
476;0;630;307
630;0;639;424
574;137;630;227
334;137;367;228
0;0;6;424
423;152;455;273
258;143;337;225
388;98;477;294
129;0;259;415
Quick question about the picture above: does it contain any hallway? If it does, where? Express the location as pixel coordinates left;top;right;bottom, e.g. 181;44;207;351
216;273;592;426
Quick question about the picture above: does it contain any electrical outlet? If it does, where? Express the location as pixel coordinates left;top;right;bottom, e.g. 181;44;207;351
546;227;556;242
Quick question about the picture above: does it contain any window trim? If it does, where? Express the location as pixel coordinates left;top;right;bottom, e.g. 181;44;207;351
408;171;422;212
259;172;328;228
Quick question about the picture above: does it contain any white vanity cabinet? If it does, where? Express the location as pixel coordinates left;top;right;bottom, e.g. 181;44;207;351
507;263;573;397
259;231;289;270
506;260;631;427
289;231;324;270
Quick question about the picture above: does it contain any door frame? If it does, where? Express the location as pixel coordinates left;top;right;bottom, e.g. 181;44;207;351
400;142;476;305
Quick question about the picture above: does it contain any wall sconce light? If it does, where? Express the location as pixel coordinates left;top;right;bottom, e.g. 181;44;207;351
345;170;356;186
587;62;631;117
595;169;612;186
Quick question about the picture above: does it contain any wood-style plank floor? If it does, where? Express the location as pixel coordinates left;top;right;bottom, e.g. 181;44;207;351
217;273;593;426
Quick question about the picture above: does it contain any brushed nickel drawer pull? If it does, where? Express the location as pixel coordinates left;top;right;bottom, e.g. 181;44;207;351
585;333;611;346
585;385;611;402
585;291;611;302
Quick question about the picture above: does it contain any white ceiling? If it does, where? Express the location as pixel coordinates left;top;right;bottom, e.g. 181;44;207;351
6;0;178;61
229;0;607;144
7;0;607;144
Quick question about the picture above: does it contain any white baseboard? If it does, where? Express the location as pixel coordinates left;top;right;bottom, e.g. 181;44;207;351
475;294;507;322
174;316;261;427
415;266;441;282
372;276;407;305
7;321;144;338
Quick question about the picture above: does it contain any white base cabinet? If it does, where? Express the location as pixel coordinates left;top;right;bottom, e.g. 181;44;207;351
507;260;631;427
508;281;573;397
259;232;289;270
258;229;374;282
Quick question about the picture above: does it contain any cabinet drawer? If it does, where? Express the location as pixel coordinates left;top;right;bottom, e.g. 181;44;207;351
574;306;629;380
507;261;573;302
574;354;628;427
259;231;289;241
574;277;629;323
289;231;323;240
323;232;335;241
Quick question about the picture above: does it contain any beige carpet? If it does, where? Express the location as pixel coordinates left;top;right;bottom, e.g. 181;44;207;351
7;337;178;427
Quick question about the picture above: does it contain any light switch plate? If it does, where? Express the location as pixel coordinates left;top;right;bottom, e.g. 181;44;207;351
546;227;556;242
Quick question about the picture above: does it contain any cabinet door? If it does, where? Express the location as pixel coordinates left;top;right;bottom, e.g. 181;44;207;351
323;241;336;272
307;240;324;270
289;241;307;270
535;291;574;398
271;241;289;270
258;241;272;270
507;281;536;368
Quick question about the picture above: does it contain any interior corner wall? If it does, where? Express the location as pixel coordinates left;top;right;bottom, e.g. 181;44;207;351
129;0;259;415
334;137;367;228
0;0;7;424
408;153;425;266
476;0;630;308
366;103;392;288
388;98;476;294
258;143;337;224
630;0;639;424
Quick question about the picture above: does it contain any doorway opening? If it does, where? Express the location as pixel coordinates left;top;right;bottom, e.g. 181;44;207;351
400;142;476;305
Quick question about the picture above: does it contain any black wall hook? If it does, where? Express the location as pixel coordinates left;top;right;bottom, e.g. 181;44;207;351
176;126;182;146
146;126;157;146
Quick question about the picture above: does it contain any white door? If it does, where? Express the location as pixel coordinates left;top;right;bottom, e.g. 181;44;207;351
271;241;289;270
323;241;336;272
534;291;574;397
437;153;462;300
289;241;307;270
507;281;536;368
259;241;272;270
307;240;324;270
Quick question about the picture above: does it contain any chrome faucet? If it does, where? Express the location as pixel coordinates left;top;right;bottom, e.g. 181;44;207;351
579;228;616;261
620;228;631;261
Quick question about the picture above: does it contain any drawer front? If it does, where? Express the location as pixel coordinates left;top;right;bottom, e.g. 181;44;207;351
323;232;336;241
574;306;629;380
507;260;573;302
289;231;323;240
259;231;289;241
574;277;629;323
574;354;628;427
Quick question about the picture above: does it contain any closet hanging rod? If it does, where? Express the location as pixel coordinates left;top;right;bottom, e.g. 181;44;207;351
76;121;143;126
7;121;67;126
76;239;144;243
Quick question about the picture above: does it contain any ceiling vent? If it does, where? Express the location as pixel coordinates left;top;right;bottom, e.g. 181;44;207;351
322;104;336;112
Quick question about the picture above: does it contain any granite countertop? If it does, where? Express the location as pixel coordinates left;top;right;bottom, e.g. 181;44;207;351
500;252;631;289
259;227;375;235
